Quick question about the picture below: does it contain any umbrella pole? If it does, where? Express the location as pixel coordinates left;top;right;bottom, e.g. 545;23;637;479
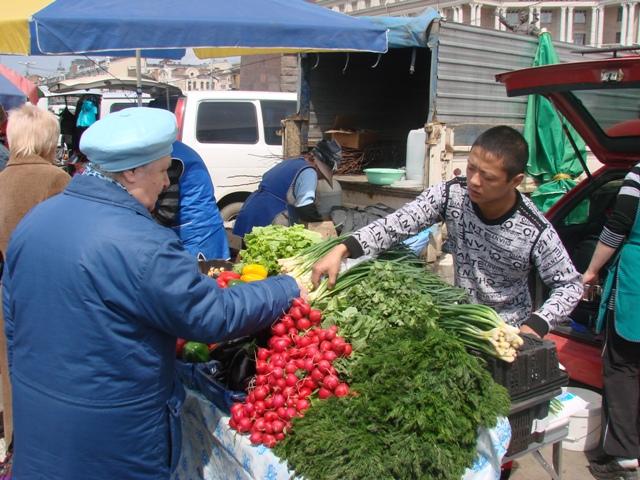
136;49;142;107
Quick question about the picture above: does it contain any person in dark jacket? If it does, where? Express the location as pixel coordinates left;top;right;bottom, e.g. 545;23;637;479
154;141;230;260
2;107;302;480
233;139;342;238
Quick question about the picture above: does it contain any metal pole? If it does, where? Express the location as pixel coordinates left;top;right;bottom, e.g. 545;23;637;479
136;49;143;107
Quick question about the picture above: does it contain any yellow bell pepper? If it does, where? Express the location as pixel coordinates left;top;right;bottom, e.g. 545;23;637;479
240;273;266;283
241;264;268;279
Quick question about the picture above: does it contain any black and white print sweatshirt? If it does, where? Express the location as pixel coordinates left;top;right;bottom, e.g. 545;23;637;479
343;177;583;334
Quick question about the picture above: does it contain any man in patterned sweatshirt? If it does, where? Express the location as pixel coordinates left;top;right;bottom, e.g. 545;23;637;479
312;126;583;338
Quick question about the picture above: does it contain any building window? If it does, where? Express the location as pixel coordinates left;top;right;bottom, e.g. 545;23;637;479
200;81;204;89
573;33;586;45
615;31;621;43
617;6;623;22
574;10;586;24
540;10;552;24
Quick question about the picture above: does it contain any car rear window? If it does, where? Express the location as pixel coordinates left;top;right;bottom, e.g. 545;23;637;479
196;101;258;144
261;100;297;146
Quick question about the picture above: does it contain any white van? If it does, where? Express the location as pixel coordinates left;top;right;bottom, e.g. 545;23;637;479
175;91;297;225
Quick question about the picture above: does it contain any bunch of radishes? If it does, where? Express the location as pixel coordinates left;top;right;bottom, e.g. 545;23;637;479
228;297;352;448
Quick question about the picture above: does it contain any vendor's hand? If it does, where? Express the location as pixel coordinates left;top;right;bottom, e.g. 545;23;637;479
518;325;540;338
311;244;349;289
582;270;599;286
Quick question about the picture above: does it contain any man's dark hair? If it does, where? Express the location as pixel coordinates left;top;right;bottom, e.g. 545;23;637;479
472;126;528;179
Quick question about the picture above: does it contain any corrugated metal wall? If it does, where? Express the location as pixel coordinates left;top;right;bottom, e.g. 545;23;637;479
431;21;605;145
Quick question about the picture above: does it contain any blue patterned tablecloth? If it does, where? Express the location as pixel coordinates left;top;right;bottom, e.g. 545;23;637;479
172;388;511;480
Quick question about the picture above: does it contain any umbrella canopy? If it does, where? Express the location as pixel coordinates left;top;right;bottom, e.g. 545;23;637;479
524;32;587;224
0;0;387;58
0;64;39;104
0;71;26;110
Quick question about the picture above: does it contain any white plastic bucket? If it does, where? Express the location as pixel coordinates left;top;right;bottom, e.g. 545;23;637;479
563;387;602;452
405;128;426;182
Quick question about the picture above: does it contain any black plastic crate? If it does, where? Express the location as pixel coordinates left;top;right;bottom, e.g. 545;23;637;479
506;385;563;456
483;335;564;398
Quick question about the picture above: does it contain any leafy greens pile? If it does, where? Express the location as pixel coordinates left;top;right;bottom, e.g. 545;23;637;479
237;224;322;275
274;326;510;480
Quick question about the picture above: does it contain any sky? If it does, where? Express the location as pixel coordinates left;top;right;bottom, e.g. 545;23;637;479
0;49;209;77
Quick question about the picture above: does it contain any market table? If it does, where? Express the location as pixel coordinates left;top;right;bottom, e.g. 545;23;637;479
171;388;512;480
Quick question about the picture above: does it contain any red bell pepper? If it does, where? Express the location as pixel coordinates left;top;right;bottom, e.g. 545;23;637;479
216;271;241;288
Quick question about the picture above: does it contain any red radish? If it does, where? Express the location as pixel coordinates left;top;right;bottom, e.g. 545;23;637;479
310;368;324;383
264;396;274;409
299;303;311;316
263;434;277;448
254;418;266;432
289;306;303;320
256;348;270;361
272;393;286;409
254;400;266;414
322;375;340;391
275;432;285;441
249;432;263;445
238;417;252;433
303;358;315;372
271;367;284;378
271;322;287;336
276;378;287;390
320;340;333;352
308;309;322;324
298;386;313;398
264;411;278;422
285;363;298;374
243;403;255;417
324;329;336;341
263;421;273;434
296;318;311;330
285;373;298;387
334;383;350;397
253;386;268;401
280;315;295;329
255;374;268;386
231;403;243;415
301;377;317;390
282;386;296;398
317;360;332;373
256;361;269;374
288;327;299;337
271;419;285;434
291;298;306;309
318;388;333;399
296;398;310;412
342;344;353;357
322;350;338;362
228;418;237;429
272;338;289;353
276;406;288;419
232;409;244;423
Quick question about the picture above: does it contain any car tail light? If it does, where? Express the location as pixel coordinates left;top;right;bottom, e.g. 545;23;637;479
174;97;186;141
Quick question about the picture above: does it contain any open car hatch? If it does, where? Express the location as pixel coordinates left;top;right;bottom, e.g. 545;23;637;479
496;56;640;168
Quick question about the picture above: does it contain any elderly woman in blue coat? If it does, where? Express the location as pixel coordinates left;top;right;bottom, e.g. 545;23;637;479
2;107;302;479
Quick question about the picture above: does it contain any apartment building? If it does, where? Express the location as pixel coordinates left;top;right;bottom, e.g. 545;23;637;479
317;0;640;46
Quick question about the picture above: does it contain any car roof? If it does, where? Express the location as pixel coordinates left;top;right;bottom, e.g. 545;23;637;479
183;90;296;101
496;55;640;166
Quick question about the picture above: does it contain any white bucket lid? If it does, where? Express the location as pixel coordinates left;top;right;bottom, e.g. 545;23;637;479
567;387;602;418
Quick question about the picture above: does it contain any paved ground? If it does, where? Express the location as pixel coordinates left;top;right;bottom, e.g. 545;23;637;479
510;445;593;479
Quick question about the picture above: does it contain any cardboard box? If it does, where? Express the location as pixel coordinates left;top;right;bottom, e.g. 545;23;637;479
327;129;379;150
325;115;378;150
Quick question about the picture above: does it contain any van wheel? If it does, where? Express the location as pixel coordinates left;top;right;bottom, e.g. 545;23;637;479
219;201;244;230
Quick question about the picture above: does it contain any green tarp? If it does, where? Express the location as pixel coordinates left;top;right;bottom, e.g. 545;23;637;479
524;32;588;224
